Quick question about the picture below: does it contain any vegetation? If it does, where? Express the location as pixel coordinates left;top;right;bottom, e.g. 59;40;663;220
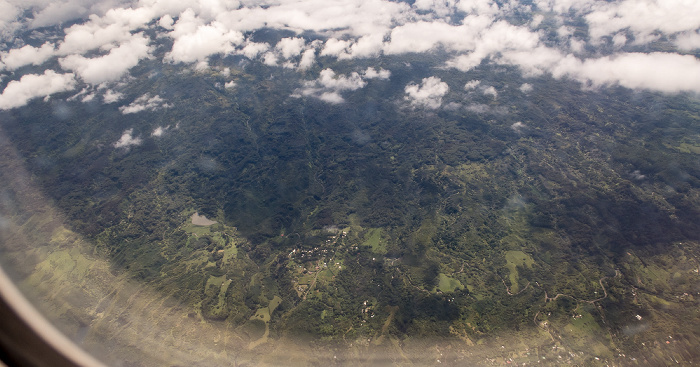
1;40;699;365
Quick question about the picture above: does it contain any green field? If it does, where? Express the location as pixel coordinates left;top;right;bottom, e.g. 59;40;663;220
434;273;464;293
505;250;534;293
362;228;386;254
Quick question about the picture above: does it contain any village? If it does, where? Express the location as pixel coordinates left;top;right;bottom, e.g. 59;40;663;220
287;230;348;299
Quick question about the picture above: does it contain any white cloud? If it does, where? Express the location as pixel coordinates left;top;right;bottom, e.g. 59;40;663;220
0;70;76;110
363;67;390;79
497;45;566;77
214;0;409;37
519;83;533;93
557;26;574;39
404;76;449;109
444;102;462;111
315;68;366;90
59;33;152;84
113;128;142;148
2;0;698;100
298;49;316;70
28;0;133;29
165;14;244;63
119;94;171;114
276;37;306;59
612;33;627;48
482;86;497;98
321;39;351;57
456;0;502;16
67;87;89;101
103;89;123;103
533;0;596;14
530;13;544;28
0;1;21;33
569;38;585;53
511;121;526;132
159;14;175;30
585;0;700;43
263;52;278;66
443;21;542;71
239;41;270;59
502;48;700;93
465;103;506;114
339;34;385;59
318;91;344;104
384;21;476;55
562;52;700;93
58;21;133;55
194;60;209;71
1;42;55;70
464;80;481;90
151;126;168;137
465;103;490;114
675;31;700;51
224;81;236;89
299;68;367;103
415;0;459;17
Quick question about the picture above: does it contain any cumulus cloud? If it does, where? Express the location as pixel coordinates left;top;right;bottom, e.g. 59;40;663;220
67;87;91;101
151;126;168;137
465;103;507;115
337;34;385;59
1;0;699;100
0;1;21;33
119;94;171;114
28;0;131;28
584;0;700;43
676;31;700;51
443;20;542;71
0;70;76;110
59;33;152;84
384;21;477;55
165;10;244;63
103;89;123;103
214;0;409;37
612;33;627;48
465;103;490;114
363;67;390;79
519;83;533;93
299;68;367;103
58;21;134;55
298;49;316;70
565;53;700;93
317;92;344;104
502;49;700;93
482;86;498;98
261;52;278;66
511;121;526;132
315;68;366;90
464;80;481;90
321;39;351;57
113;128;141;148
1;42;55;70
159;14;175;30
276;37;306;59
239;41;270;59
404;76;449;109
